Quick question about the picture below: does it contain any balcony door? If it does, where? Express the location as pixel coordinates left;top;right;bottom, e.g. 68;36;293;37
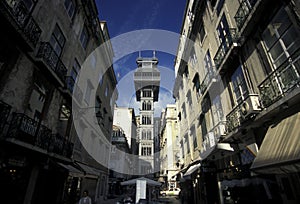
230;66;249;105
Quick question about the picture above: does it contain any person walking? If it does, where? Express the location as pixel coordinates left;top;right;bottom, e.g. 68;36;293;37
79;190;92;204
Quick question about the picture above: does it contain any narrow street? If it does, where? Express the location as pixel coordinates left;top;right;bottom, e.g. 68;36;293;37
102;196;181;204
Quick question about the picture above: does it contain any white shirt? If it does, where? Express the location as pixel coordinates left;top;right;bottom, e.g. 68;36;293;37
79;196;92;204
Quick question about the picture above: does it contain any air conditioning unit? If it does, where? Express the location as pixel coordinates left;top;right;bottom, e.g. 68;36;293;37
240;94;261;119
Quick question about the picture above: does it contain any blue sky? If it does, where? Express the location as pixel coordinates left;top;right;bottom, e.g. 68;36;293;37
96;0;186;116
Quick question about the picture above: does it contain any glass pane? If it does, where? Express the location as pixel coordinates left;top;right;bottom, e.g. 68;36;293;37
269;41;286;67
274;9;291;36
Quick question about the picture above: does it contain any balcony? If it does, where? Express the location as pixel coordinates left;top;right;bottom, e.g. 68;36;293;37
0;100;11;131
0;0;42;48
226;94;261;133
48;133;74;158
234;0;258;30
226;105;242;134
36;42;67;83
258;54;300;108
200;70;215;94
213;28;239;71
6;113;73;159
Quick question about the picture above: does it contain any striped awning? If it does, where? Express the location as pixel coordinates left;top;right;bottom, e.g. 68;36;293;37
251;111;300;174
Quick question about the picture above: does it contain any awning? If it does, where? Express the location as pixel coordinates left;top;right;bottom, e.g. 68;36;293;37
57;162;83;177
76;162;101;178
200;143;234;160
121;177;161;186
183;163;201;177
251;111;300;174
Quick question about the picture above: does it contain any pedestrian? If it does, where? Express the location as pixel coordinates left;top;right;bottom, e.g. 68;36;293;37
79;190;92;204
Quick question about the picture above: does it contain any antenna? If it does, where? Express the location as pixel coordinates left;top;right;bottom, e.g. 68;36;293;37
153;50;156;58
139;51;141;58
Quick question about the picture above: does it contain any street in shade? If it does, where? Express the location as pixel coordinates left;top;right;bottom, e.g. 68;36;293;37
102;195;181;204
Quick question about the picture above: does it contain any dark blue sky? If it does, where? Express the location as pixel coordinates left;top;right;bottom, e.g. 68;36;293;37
97;0;186;37
96;0;186;114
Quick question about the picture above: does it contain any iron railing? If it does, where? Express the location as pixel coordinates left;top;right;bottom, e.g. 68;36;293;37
6;113;73;158
214;28;239;70
226;104;242;133
234;0;258;30
258;53;300;107
36;42;67;82
0;0;41;46
48;133;73;158
200;70;215;94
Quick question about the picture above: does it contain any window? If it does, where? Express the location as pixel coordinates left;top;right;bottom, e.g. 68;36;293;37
95;97;102;118
216;0;225;15
147;101;151;110
50;24;66;56
143;90;152;97
142;101;151;110
193;74;201;97
84;81;93;103
141;130;146;140
212;95;224;124
185;134;190;154
186;90;192;107
231;66;248;104
141;147;152;156
181;139;185;159
262;7;300;69
64;0;76;18
183;65;189;78
217;14;230;51
71;58;80;81
147;130;152;140
80;25;89;49
199;115;207;141
178;112;182;121
199;19;206;43
191;125;197;149
60;104;71;120
105;86;109;97
142;115;152;125
181;103;186;119
204;50;214;75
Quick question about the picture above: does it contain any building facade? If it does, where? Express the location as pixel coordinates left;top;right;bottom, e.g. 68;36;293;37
134;53;160;176
0;0;117;203
113;105;138;155
174;0;300;204
108;125;132;197
159;104;180;190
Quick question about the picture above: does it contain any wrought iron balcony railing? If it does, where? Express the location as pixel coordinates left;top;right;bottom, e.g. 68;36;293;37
213;28;239;70
200;70;215;94
36;42;67;82
6;113;73;158
0;100;12;132
200;121;226;153
234;0;258;30
48;133;74;158
226;104;242;133
0;0;41;47
258;53;300;108
226;94;262;133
